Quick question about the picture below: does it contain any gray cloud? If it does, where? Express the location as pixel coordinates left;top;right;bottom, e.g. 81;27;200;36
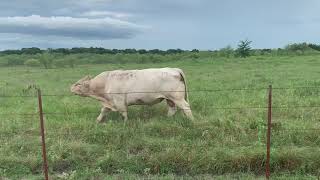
0;0;319;50
79;10;132;19
0;15;147;40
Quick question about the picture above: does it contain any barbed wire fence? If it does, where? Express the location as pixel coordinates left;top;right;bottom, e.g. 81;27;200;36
1;86;320;179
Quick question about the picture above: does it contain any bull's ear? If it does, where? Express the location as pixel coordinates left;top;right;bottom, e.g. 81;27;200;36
84;75;91;80
84;80;90;88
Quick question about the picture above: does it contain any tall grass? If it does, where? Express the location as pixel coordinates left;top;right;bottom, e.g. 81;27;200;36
1;55;320;178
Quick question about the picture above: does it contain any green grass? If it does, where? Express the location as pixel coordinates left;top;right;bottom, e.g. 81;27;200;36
1;55;320;179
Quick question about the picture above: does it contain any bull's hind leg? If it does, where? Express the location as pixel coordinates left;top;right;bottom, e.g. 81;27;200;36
118;106;128;123
166;99;177;117
97;107;110;123
172;99;194;121
120;110;128;122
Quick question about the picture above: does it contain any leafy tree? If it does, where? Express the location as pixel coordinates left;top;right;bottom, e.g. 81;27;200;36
308;43;320;51
236;39;252;58
53;59;66;68
137;54;148;63
24;59;41;67
6;55;24;66
52;48;70;54
21;47;42;54
219;45;234;58
38;53;53;69
123;48;137;54
149;49;162;54
261;49;272;55
284;42;318;55
191;49;200;53
137;49;148;54
166;49;184;54
285;43;308;52
66;57;76;68
112;49;119;54
1;50;22;55
189;53;200;59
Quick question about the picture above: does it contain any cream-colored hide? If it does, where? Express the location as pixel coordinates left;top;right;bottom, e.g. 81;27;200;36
70;68;193;122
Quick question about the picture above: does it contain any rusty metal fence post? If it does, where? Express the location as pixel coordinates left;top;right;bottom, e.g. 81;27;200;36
37;89;49;180
266;85;272;179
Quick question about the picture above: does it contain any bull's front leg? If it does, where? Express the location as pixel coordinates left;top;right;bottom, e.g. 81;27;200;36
116;95;128;123
97;107;110;123
120;109;128;122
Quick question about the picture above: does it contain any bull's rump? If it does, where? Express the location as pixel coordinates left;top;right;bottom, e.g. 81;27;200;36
103;68;186;105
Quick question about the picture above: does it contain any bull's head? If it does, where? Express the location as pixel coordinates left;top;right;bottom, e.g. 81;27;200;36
70;75;92;96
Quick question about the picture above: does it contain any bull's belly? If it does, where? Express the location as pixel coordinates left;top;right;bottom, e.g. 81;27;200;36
127;96;165;106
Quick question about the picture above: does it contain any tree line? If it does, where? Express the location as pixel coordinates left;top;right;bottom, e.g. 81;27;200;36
1;42;319;58
0;47;200;55
1;41;320;69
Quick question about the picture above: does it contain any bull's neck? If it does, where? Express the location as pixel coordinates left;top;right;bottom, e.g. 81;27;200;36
87;79;105;97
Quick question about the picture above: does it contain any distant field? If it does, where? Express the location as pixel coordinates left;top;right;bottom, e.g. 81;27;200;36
1;55;320;179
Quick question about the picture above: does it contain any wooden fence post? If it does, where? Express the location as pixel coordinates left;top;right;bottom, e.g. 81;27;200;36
37;89;49;180
266;85;272;179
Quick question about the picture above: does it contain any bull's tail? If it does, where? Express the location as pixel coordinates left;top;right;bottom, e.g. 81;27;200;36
176;68;189;102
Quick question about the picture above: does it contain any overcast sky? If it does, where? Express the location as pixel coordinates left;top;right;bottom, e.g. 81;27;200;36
0;0;319;50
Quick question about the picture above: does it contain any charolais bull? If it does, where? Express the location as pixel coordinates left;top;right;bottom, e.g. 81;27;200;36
70;68;194;122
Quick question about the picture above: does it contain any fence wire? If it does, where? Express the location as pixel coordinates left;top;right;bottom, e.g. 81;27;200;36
2;87;320;138
0;85;319;98
3;105;320;118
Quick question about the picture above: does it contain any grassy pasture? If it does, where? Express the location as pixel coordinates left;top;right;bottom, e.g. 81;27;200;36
1;55;320;179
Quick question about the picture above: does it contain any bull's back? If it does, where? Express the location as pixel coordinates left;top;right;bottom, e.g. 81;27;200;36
106;68;184;92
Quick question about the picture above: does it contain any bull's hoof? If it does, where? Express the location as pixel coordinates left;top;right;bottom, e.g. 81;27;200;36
96;118;107;124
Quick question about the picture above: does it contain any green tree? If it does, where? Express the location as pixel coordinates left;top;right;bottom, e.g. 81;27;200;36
308;43;320;51
236;39;252;58
21;47;42;54
24;59;41;67
137;49;148;54
6;55;24;66
38;53;53;69
284;42;316;55
67;57;76;68
191;49;200;53
219;45;234;58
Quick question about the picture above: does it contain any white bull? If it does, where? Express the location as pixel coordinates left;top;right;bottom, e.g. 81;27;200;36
70;68;194;122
